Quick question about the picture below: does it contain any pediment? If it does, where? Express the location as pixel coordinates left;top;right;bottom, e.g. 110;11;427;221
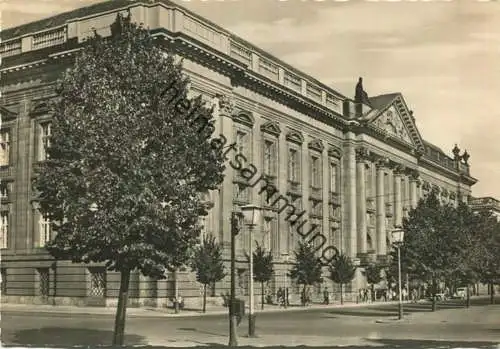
308;139;324;152
285;129;304;145
328;145;342;159
232;110;254;127
260;120;281;136
30;101;51;116
366;94;425;152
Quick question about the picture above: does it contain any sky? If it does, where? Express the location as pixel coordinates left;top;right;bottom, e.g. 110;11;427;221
2;0;499;198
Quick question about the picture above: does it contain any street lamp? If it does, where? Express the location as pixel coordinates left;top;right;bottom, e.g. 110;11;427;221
391;228;405;320
241;204;261;338
281;253;289;308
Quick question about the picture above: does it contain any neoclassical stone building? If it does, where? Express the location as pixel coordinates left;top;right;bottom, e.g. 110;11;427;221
0;0;477;307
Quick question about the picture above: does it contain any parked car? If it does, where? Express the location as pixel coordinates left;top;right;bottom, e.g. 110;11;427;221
453;287;467;299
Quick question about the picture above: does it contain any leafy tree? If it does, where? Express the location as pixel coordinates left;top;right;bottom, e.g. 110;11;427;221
472;210;500;305
34;12;225;345
248;242;274;310
289;241;323;305
364;263;383;302
192;235;226;313
399;189;457;311
328;253;356;305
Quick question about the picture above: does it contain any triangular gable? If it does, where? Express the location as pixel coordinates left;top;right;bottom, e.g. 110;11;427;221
260;120;281;136
0;105;18;121
366;93;425;152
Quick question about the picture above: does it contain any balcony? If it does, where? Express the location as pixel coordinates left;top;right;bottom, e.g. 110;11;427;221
329;192;340;207
309;186;322;201
287;180;302;197
0;165;13;179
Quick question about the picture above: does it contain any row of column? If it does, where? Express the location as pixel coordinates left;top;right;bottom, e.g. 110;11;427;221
348;147;422;259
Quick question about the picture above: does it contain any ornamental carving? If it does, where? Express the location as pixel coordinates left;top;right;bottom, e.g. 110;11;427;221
375;156;390;169
216;94;234;116
373;107;412;144
286;129;304;145
355;147;370;162
450;192;457;200
393;164;406;176
328;145;342;159
422;182;431;191
308;139;324;152
406;168;420;181
441;188;449;197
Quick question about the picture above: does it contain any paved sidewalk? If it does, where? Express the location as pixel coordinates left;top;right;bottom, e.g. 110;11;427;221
1;299;412;318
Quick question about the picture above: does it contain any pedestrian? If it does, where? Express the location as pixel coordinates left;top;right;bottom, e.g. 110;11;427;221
323;287;330;305
402;288;407;301
277;287;283;307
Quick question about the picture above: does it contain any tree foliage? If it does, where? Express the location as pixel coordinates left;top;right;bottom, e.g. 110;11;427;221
191;235;226;312
34;12;225;277
365;263;383;285
289;242;323;287
328;253;356;304
249;242;274;309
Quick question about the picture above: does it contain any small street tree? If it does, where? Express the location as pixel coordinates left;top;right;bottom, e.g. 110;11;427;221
289;241;323;306
364;263;383;302
250;242;274;310
34;13;225;345
192;235;226;313
328;253;356;305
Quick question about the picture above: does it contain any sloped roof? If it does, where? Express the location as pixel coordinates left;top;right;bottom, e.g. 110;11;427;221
368;93;399;110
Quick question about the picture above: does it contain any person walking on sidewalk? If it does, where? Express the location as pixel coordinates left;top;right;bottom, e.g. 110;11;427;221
323;287;330;305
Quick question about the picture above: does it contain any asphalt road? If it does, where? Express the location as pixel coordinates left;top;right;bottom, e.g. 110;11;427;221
2;297;499;348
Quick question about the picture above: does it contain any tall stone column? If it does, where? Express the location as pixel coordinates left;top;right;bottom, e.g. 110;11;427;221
322;147;330;254
393;165;404;228
343;132;357;258
355;148;368;256
217;95;234;249
409;170;419;209
278;130;288;253
376;159;387;257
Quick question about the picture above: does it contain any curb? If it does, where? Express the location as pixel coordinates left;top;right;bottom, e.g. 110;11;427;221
1;300;410;318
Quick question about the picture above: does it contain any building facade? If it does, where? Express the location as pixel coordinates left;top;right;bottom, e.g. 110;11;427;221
470;197;500;221
0;0;477;307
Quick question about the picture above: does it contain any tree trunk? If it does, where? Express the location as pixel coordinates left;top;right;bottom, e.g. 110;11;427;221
113;268;131;346
302;285;307;306
491;282;495;305
340;284;344;305
431;279;437;312
371;284;375;302
203;284;207;313
466;284;470;308
261;282;264;310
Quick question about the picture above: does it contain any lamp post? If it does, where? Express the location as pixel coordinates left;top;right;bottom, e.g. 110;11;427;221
228;212;240;347
281;253;289;308
391;228;405;320
241;204;261;338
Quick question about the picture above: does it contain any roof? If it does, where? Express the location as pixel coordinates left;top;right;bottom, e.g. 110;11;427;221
368;93;399;110
2;0;145;40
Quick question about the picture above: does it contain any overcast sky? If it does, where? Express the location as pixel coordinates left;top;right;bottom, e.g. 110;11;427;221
2;0;499;199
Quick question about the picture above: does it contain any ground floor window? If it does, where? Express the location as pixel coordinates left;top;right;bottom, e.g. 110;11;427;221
88;267;106;297
37;267;50;296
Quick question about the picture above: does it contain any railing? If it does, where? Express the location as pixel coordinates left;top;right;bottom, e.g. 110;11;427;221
0;40;21;58
283;71;301;92
32;27;67;50
258;57;279;81
306;84;322;102
183;16;220;46
470;197;500;209
229;40;252;66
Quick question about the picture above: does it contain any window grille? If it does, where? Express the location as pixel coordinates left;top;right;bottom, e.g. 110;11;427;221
38;268;50;296
89;268;106;297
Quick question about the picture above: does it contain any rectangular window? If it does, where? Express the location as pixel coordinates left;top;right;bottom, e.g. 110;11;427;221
39;214;51;247
330;163;337;193
1;268;6;295
0;182;9;200
233;183;249;203
0;129;10;166
263;218;272;251
263;140;276;176
288;148;299;181
0;211;8;249
89;267;106;297
38;268;50;296
235;130;248;155
39;122;52;161
310;156;320;187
